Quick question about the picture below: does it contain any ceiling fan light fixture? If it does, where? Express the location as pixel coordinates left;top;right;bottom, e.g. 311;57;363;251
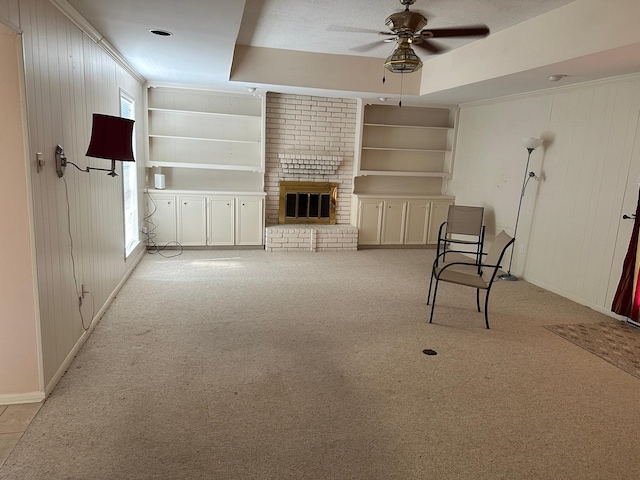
384;44;423;73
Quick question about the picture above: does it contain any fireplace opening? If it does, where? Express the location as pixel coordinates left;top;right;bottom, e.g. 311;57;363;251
279;181;337;224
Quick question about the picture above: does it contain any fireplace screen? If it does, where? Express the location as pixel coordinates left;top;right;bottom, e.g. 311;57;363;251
279;181;337;224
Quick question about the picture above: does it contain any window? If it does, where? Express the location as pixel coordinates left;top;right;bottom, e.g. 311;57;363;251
120;90;138;257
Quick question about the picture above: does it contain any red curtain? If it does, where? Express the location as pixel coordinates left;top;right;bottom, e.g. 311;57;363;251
612;188;640;320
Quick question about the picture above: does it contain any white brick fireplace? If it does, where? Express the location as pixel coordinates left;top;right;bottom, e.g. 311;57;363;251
264;93;358;252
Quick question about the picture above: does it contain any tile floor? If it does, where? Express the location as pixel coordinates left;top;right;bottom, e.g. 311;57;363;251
0;403;42;468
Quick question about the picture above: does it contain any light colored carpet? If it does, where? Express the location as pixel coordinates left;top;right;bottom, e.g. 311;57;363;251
2;249;640;479
545;321;640;379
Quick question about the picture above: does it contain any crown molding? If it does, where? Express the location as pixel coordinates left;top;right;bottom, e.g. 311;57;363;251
48;0;146;85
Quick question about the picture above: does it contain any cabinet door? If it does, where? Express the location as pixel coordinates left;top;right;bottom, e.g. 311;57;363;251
178;196;207;246
404;201;430;245
381;200;406;245
427;200;453;245
358;200;383;245
236;197;264;246
208;197;235;246
148;194;176;246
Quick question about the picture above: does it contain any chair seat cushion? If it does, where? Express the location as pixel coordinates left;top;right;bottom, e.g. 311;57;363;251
435;267;488;289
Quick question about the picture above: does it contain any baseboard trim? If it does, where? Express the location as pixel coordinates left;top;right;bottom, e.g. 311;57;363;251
0;392;45;406
523;276;621;320
44;248;146;397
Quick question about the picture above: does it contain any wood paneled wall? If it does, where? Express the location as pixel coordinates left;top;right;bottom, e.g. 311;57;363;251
9;0;147;393
0;0;19;31
451;77;640;316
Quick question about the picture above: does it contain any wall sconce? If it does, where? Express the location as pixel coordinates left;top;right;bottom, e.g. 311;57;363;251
56;113;135;178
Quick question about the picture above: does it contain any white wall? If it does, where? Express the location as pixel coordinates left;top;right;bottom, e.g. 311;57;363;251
451;76;640;316
0;0;147;400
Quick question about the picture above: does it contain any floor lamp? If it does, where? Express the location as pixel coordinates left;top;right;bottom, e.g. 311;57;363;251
500;136;543;281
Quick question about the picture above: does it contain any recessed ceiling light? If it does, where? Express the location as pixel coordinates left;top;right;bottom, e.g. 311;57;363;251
378;97;387;102
149;29;173;37
246;87;256;93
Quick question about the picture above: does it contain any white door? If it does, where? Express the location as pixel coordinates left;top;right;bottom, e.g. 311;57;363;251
178;195;207;246
405;200;430;245
236;197;264;246
358;200;383;245
381;200;406;245
208;197;235;246
148;194;177;246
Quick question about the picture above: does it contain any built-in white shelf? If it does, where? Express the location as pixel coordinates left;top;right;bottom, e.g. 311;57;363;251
147;161;264;172
149;134;260;144
148;107;260;119
358;170;451;177
353;101;459;197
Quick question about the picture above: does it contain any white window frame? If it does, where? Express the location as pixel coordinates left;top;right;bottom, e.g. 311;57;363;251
120;88;139;258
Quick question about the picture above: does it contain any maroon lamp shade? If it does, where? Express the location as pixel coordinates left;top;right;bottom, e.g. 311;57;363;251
85;113;135;162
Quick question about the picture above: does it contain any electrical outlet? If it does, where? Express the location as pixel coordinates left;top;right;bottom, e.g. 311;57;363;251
519;244;525;254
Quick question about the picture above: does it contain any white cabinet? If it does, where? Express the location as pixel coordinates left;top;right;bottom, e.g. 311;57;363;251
357;199;383;245
380;200;407;245
208;197;235;246
355;195;452;246
146;190;265;247
178;196;207;246
404;200;431;245
236;197;264;246
147;194;177;245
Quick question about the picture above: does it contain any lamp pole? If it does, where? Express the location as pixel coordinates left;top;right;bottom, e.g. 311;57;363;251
500;137;542;281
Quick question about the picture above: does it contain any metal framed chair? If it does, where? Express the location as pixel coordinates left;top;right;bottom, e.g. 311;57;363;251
437;205;485;265
427;230;514;329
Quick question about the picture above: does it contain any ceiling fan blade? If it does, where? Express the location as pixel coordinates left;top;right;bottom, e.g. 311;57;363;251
327;24;386;34
413;39;447;54
350;40;389;53
420;24;490;39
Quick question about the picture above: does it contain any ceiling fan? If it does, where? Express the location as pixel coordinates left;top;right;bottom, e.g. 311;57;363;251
333;0;490;74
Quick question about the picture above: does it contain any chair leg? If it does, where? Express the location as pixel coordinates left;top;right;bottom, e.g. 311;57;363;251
429;280;439;323
476;289;481;312
427;270;434;305
484;290;490;329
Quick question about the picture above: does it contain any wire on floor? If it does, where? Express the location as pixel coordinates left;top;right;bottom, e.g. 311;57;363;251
142;190;183;258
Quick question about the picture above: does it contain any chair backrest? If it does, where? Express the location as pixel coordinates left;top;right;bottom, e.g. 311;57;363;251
445;205;484;236
482;230;514;282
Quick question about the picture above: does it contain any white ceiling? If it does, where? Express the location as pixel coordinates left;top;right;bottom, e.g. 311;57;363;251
64;0;640;105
